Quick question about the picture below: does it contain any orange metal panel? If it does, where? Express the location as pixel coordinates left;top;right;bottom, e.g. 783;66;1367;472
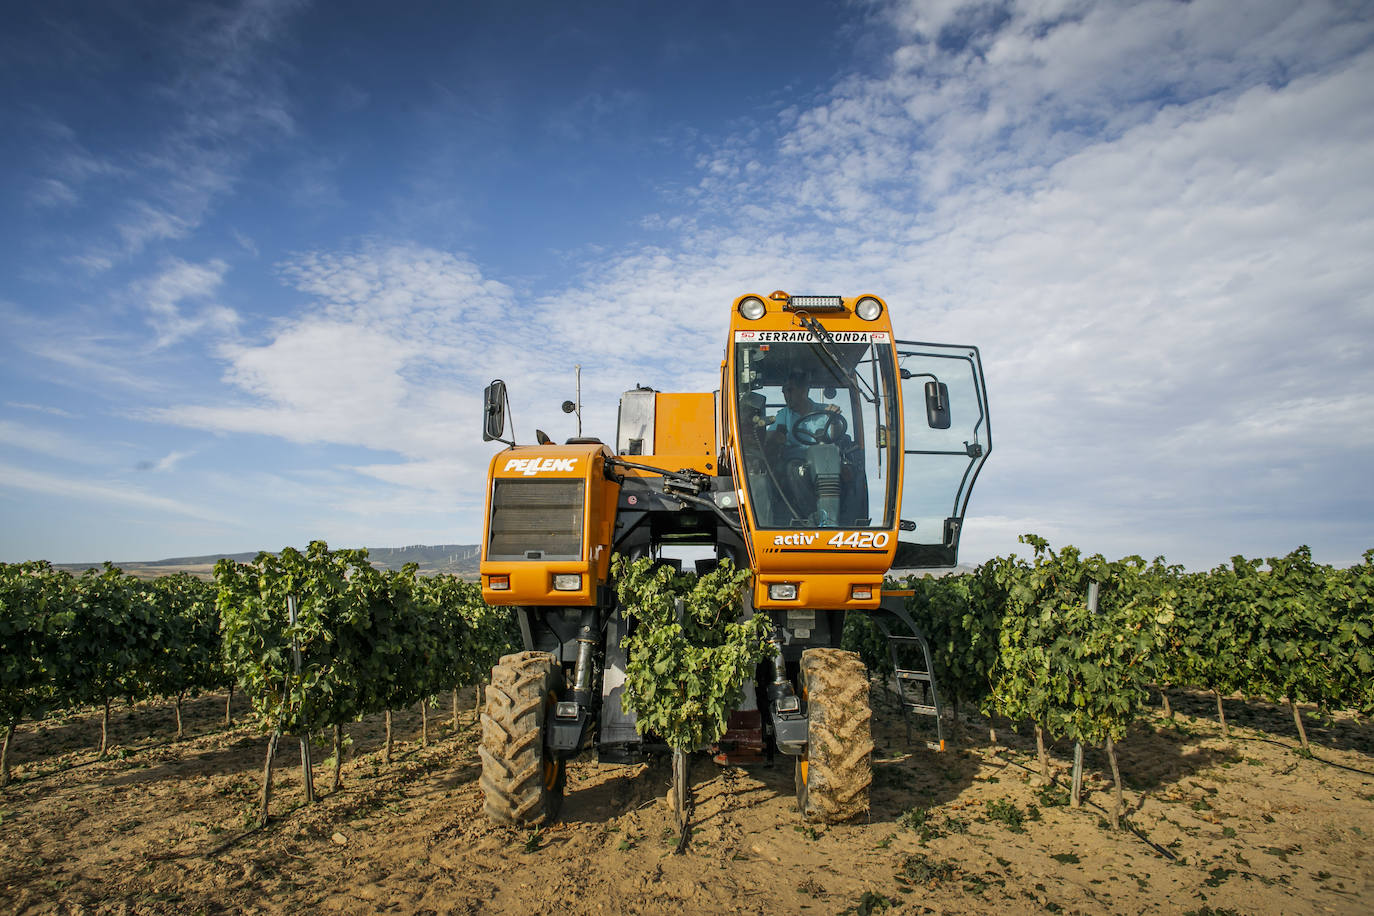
752;572;885;610
653;392;714;456
480;442;619;605
483;561;596;605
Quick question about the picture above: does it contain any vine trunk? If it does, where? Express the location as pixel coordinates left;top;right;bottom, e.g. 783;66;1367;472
384;710;393;764
332;724;343;792
1;719;14;787
99;699;111;756
1289;698;1310;751
258;728;281;828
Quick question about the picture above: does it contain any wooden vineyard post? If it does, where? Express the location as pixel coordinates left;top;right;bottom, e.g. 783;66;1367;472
670;598;692;855
1;720;14;787
333;723;343;792
1289;697;1310;751
259;727;281;827
1215;690;1229;737
1071;742;1084;808
287;595;315;804
1069;581;1099;808
1105;736;1123;830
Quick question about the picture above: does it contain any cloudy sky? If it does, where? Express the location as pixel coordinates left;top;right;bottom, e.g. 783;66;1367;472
2;0;1371;570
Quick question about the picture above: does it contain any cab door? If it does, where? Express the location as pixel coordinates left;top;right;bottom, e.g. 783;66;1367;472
894;341;992;568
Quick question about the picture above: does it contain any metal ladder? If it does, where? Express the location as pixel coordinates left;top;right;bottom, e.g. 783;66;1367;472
887;634;945;751
873;595;946;752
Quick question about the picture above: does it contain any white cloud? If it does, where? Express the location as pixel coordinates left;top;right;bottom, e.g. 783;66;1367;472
50;0;303;269
0;462;230;522
5;402;77;419
27;339;168;394
150;245;517;485
0;420;112;464
152;449;195;472
133;258;239;347
28;178;78;208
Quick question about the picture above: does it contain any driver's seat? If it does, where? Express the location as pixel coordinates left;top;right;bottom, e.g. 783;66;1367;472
807;443;843;526
781;443;842;526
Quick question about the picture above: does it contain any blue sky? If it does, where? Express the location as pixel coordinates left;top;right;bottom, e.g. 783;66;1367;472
2;0;1372;570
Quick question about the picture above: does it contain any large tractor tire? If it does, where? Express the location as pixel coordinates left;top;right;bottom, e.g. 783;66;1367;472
479;651;565;825
795;647;873;823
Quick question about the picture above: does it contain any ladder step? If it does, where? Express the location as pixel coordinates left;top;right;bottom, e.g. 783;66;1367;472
895;669;931;682
904;703;939;716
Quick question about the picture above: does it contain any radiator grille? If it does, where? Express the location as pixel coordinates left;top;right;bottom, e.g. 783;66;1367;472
487;479;584;560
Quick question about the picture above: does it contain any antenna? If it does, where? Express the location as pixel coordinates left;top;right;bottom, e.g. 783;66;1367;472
560;364;583;437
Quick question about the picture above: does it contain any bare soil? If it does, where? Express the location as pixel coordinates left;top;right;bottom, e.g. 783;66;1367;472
2;687;1371;915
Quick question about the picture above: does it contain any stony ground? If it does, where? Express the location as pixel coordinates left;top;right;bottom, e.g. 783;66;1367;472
1;686;1371;914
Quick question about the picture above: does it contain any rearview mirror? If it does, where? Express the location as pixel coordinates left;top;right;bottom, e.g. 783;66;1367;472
483;380;510;442
924;381;951;429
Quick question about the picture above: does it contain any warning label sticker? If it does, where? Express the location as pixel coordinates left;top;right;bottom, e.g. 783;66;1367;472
735;330;889;344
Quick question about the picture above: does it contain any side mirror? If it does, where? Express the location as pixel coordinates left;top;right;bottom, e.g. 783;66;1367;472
483;380;510;442
924;380;951;429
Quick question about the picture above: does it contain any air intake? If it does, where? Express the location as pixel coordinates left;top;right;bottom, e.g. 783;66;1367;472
487;479;584;560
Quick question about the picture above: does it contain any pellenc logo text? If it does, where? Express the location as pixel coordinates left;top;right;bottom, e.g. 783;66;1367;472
504;457;577;476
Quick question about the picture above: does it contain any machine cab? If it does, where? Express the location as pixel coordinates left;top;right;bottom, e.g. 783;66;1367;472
731;320;899;533
725;293;990;586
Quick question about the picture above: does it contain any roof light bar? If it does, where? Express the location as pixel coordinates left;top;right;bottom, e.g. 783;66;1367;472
785;295;845;311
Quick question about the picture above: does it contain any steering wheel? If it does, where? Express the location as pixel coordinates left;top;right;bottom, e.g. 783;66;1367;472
792;409;848;445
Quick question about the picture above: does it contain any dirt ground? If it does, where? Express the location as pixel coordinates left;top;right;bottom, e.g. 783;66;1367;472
1;686;1371;915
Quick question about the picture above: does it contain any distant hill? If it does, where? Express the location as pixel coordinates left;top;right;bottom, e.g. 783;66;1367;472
53;547;978;581
895;563;978;578
54;544;482;580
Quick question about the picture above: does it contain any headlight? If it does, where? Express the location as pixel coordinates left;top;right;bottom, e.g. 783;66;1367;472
488;574;510;591
855;296;883;321
738;296;766;320
553;574;582;591
769;583;798;600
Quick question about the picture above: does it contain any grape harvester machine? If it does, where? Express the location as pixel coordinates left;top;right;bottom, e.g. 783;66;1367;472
476;291;990;823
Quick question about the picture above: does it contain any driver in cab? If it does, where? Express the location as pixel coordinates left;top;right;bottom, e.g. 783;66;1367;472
767;369;839;461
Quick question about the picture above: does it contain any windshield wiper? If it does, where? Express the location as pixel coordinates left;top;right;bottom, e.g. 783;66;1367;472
796;313;878;404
